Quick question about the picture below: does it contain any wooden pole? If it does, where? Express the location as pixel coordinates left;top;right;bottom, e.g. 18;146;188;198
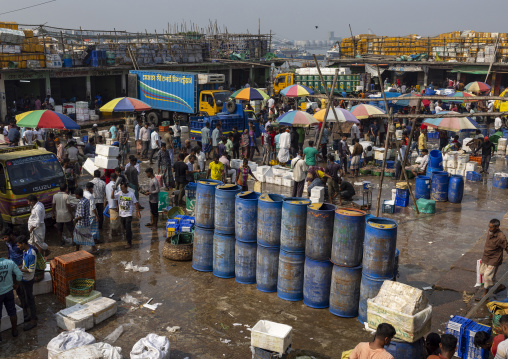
394;135;419;214
402;98;422;167
465;269;508;319
316;71;339;151
375;66;394;217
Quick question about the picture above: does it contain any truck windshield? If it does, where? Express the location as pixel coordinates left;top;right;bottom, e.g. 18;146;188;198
6;154;64;195
213;92;232;106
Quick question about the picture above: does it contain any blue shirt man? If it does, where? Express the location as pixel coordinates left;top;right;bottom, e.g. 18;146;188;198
0;257;23;295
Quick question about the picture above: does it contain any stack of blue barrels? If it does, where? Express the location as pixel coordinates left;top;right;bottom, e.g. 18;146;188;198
329;209;366;318
256;194;285;292
233;191;261;283
192;180;223;272
277;197;311;301
426;149;444;179
212;184;242;279
358;217;398;324
303;203;336;309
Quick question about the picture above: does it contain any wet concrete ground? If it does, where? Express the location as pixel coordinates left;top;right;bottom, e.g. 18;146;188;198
1;131;508;358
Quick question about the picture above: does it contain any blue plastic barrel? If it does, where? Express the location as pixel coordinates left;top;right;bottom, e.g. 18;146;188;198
363;217;397;279
385;338;425;359
415;175;431;199
448;175;464;203
235;240;257;284
431;171;449;202
280;197;311;253
257;194;284;247
195;180;223;228
329;264;362;318
303;258;333;309
214;184;242;234
235;191;261;243
429;149;443;169
277;249;305;301
256;244;279;293
213;233;235;278
192;226;214;272
493;173;508;189
305;203;336;261
426;167;443;180
358;274;392;324
331;208;366;267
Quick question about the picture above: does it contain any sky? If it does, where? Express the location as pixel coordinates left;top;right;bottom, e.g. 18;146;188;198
3;0;508;42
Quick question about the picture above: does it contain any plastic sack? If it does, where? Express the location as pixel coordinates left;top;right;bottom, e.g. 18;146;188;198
130;334;170;359
47;328;96;358
475;259;483;287
51;342;121;359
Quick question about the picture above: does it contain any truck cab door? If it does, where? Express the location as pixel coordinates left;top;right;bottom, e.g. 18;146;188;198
199;93;215;116
274;75;286;95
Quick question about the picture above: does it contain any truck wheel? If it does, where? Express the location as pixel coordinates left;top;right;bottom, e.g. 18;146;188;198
147;112;160;126
226;101;236;114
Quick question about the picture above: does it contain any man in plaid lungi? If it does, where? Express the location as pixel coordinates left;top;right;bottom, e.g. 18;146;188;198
157;142;174;190
73;188;98;253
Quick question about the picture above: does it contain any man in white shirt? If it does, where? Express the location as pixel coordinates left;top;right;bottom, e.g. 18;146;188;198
267;97;275;110
106;173;121;231
149;128;161;165
411;149;429;176
278;128;291;164
66;141;79;162
172;121;181;150
91;170;106;230
24;128;33;145
211;124;220;157
435;102;443;113
27;194;48;255
219;154;236;183
291;150;308;197
52;184;73;245
113;182;141;249
195;147;206;171
351;123;360;140
139;123;150;160
495;117;503;132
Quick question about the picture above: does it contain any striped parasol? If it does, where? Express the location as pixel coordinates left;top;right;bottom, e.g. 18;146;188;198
350;104;386;119
277;111;319;127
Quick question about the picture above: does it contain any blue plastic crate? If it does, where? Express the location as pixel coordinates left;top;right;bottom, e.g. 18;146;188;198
185;183;197;199
446;316;474;358
385;160;395;169
464;323;491;359
376;159;383;166
394;196;409;207
166;219;179;226
395;188;410;199
91;59;99;67
382;200;395;214
466;171;481;182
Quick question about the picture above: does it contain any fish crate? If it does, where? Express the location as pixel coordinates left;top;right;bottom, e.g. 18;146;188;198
54;251;95;278
466;171;481;182
446;316;474;358
463;322;491;359
53;269;96;304
382;200;395;214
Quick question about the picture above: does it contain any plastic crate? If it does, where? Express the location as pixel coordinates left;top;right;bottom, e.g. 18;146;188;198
394;196;409;207
469;156;482;165
185;183;197;199
53;269;96;304
446;316;474;358
54;251;95;278
395;188;410;199
414;198;436;214
464;322;491;359
385;160;395;169
382;200;395;214
466;171;481;182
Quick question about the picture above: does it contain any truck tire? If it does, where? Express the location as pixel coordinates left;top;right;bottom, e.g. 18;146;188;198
147;112;160;126
226;100;236;114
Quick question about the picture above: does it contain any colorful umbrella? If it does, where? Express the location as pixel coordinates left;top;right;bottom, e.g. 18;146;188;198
280;84;314;97
350;104;386;119
16;110;80;130
231;88;269;101
392;93;430;107
444;91;477;103
422;111;478;132
314;107;359;123
464;81;491;93
100;97;151;112
277;111;319;127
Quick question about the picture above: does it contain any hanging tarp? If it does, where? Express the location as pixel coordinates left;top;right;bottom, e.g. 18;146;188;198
365;64;385;76
450;66;489;75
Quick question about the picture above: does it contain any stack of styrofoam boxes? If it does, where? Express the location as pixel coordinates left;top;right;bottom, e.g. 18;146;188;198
75;101;89;122
63;103;75;114
310;186;325;204
465;161;478;175
33;272;53;295
256;166;272;183
2;305;24;333
231;159;242;170
282;171;294;187
498;138;507;155
56;297;117;331
444;152;457;175
94;144;119;169
456;154;469;177
248;161;258;174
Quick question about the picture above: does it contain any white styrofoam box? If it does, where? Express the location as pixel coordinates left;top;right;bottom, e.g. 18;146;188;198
231;159;242;169
33;272;53;296
309;197;322;204
94;156;118;170
457;169;466;177
98;130;108;137
54;105;63;113
251;320;292;354
56;305;94;331
266;176;275;184
375;150;385;161
72;136;84;145
448;151;459;162
89;110;96;116
96;144;119;157
446;160;456;169
105;138;114;146
83;158;99;176
274;176;283;186
248;162;258;173
499;138;508;147
462;138;474;152
180;125;189;133
283;177;294;187
1;305;23;332
392;189;397;201
256;166;271;177
457;162;466;172
310;186;325;198
442;153;450;162
457;155;469;163
448;169;457;175
257;174;266;183
90;115;100;122
466;162;478;172
85;297;117;325
271;165;286;176
76;101;88;109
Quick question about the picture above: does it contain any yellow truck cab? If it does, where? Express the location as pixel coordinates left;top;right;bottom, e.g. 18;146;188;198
494;89;508;112
273;73;294;96
199;90;233;116
0;145;65;227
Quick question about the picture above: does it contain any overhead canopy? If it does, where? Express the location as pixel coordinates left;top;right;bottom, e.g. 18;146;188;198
450;66;489;75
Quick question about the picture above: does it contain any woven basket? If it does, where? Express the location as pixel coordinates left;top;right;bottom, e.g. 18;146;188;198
162;232;193;261
69;278;95;297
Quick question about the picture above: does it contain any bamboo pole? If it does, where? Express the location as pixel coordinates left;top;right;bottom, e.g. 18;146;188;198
402;98;421;168
394;134;419;214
